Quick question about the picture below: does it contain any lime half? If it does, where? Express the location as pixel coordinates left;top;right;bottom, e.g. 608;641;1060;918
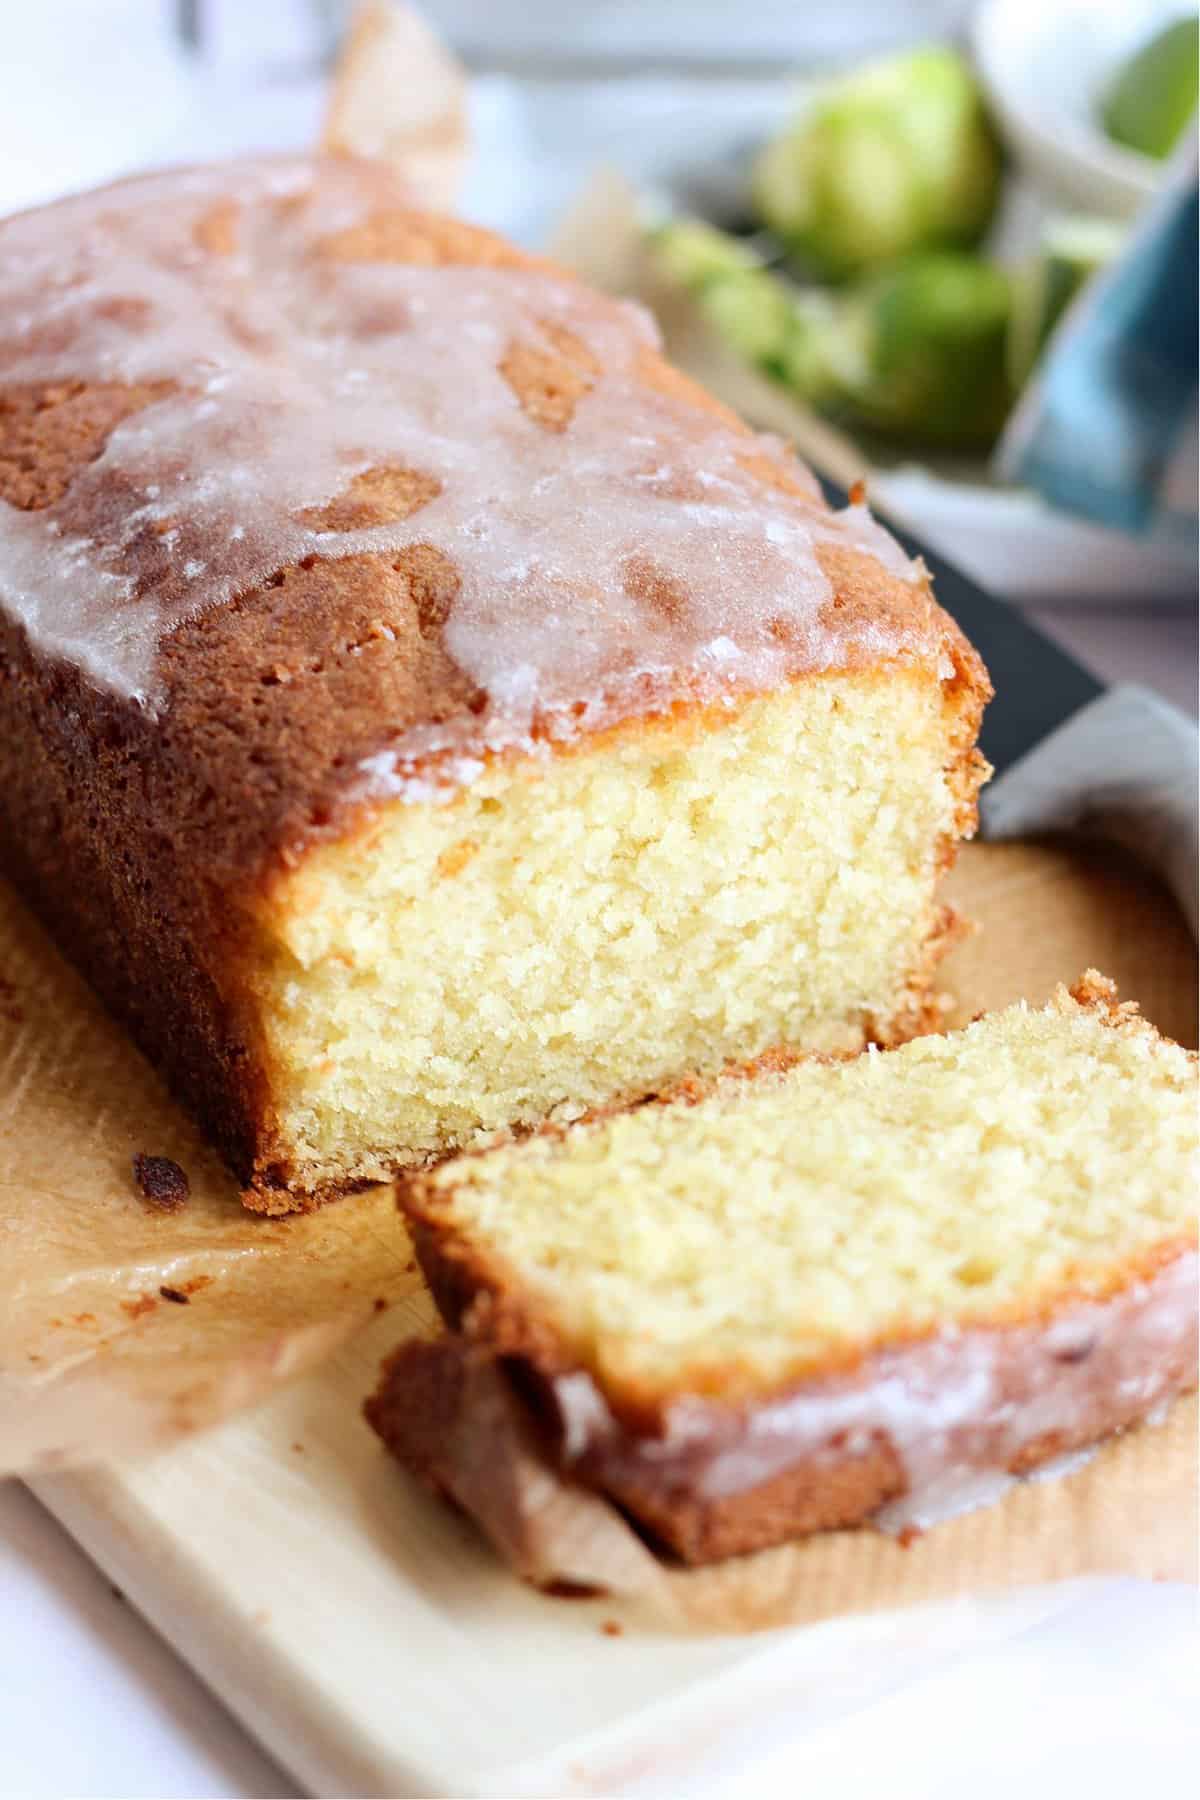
1102;16;1199;161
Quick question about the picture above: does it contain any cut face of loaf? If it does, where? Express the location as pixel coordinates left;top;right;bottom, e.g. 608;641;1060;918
0;156;988;1209
257;668;974;1199
379;977;1199;1566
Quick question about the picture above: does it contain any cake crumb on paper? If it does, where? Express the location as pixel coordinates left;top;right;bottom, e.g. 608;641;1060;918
132;1154;190;1211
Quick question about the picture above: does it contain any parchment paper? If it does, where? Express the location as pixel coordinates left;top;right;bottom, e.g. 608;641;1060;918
2;834;1195;1631
0;870;424;1473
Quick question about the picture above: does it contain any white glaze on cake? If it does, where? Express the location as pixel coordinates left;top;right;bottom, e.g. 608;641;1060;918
550;1249;1198;1534
0;157;929;773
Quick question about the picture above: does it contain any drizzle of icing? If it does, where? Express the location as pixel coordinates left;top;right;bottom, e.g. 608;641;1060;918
0;156;929;772
551;1251;1198;1536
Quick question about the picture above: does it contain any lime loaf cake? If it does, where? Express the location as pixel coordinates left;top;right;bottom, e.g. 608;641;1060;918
0;155;989;1211
370;977;1198;1567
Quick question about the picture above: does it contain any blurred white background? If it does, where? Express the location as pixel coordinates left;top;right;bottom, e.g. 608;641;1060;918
370;0;968;64
0;1;972;216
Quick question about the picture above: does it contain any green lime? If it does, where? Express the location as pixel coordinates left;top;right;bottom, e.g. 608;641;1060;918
1102;16;1199;161
832;252;1015;447
647;219;761;291
750;45;1002;282
697;270;797;373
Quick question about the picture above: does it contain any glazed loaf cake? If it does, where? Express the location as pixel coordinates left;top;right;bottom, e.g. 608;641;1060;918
371;977;1198;1567
0;156;988;1210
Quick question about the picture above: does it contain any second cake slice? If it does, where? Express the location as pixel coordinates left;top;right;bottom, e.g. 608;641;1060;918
371;976;1198;1566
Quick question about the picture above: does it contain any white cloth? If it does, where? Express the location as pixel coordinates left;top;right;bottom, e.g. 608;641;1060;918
983;684;1200;935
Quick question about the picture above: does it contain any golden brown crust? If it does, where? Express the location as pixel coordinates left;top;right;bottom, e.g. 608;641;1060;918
1060;968;1200;1057
0;163;990;1199
599;1441;908;1563
0;380;176;511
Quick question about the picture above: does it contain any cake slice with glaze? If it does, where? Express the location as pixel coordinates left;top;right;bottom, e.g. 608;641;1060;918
369;976;1198;1568
0;155;987;1210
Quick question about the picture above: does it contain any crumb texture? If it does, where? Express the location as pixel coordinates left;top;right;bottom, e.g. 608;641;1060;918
413;984;1199;1400
131;1154;190;1211
259;672;963;1188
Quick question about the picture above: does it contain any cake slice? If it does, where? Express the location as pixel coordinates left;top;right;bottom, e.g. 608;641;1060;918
0;155;988;1211
370;976;1198;1567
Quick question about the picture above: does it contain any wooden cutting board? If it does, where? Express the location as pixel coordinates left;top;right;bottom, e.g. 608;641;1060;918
25;836;1197;1798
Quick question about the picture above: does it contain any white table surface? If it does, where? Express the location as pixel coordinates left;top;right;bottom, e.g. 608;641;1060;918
1;607;1196;1800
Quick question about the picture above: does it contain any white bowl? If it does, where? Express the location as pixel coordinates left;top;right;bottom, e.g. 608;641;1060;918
971;0;1192;217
